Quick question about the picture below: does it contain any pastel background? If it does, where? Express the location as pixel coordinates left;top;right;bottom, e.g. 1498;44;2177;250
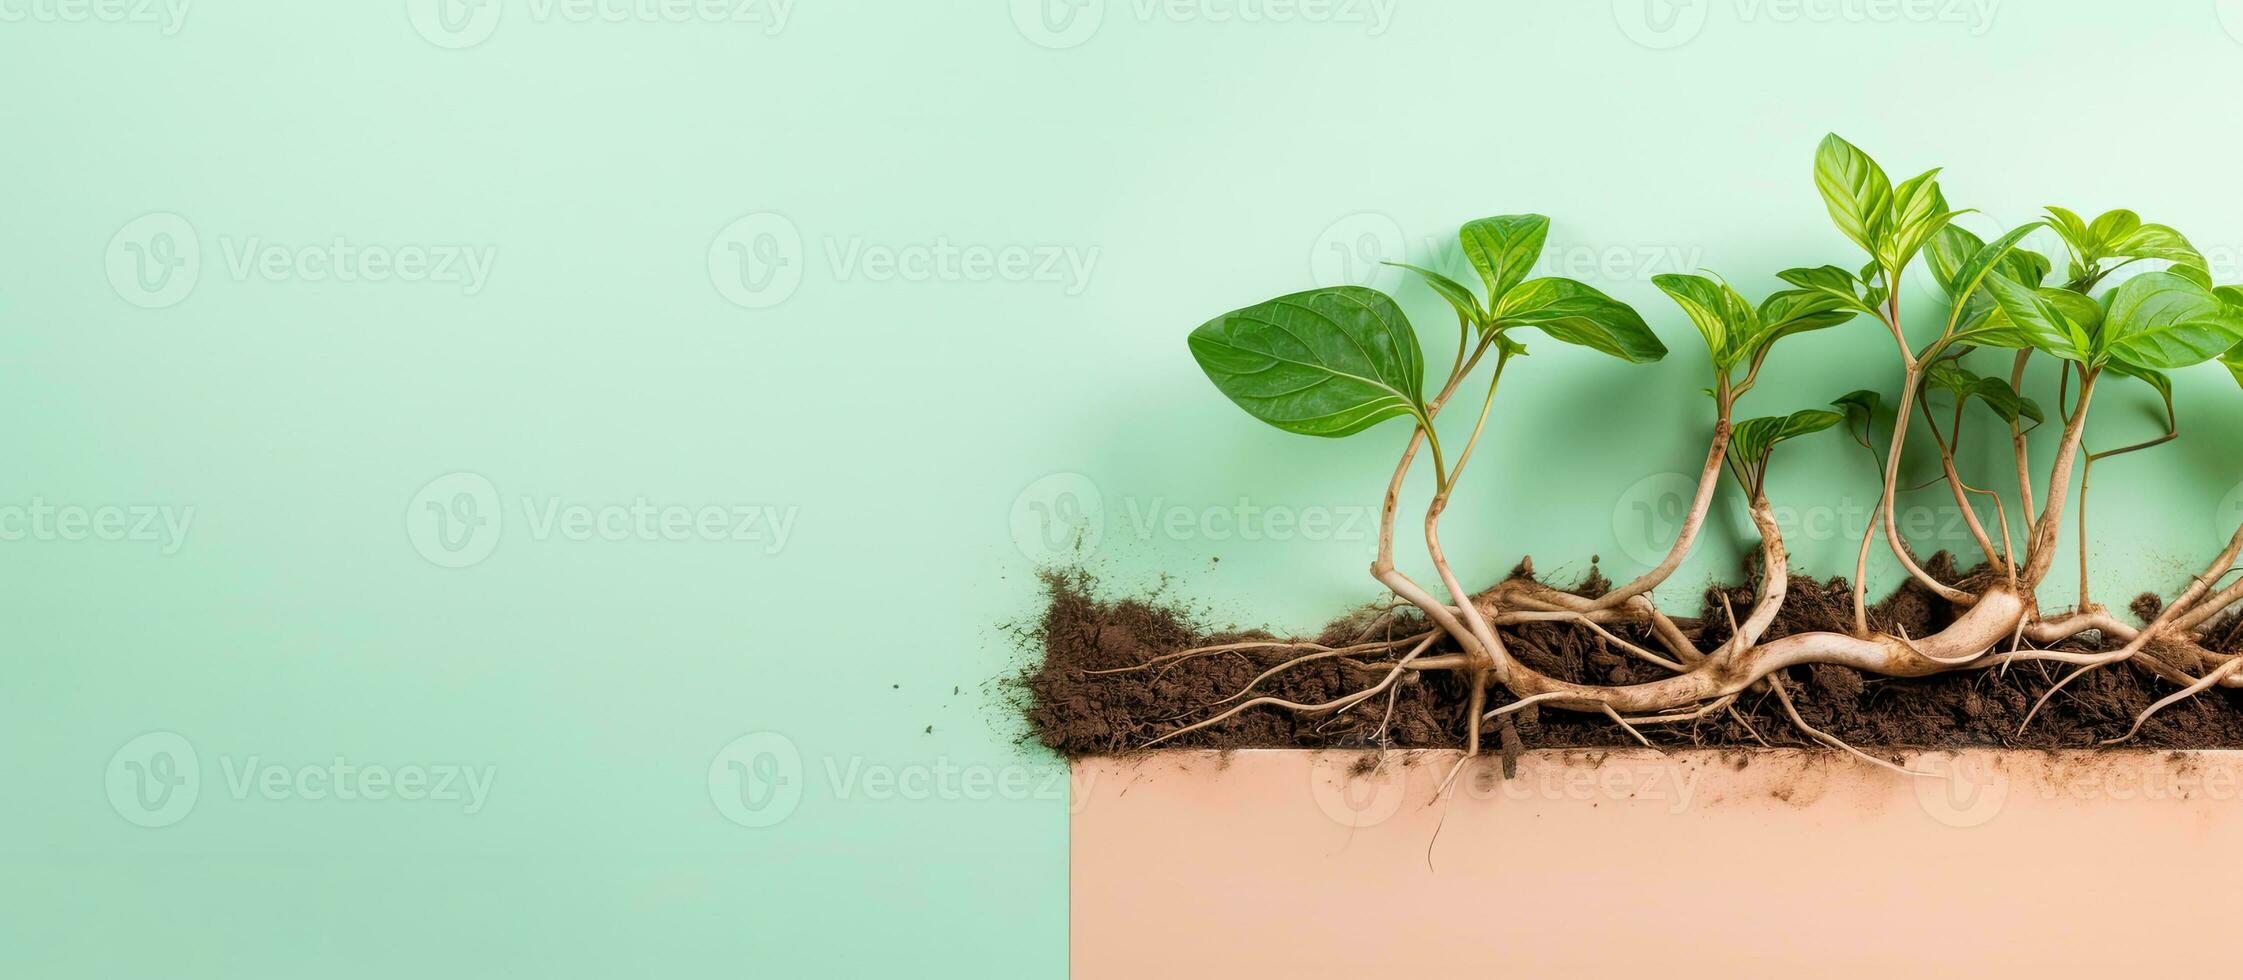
5;2;2242;975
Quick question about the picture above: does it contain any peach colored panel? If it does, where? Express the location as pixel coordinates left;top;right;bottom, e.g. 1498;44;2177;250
1072;749;2243;978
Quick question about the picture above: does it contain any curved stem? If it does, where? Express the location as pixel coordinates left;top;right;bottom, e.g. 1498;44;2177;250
2009;350;2039;530
2019;368;2099;588
1592;405;1733;611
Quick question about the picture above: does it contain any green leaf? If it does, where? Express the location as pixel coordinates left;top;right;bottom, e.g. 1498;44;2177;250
1494;277;1667;363
2100;270;2243;369
2045;205;2092;257
1775;265;1877;315
1831;388;1887;452
1881;169;1961;269
1928;225;2049;309
1187;286;1427;438
1814;134;1894;258
1982;274;2096;362
1653;273;1755;369
1385;261;1483;325
1730;409;1844;469
2222;344;2243;390
1924;225;1983;296
2087;208;2141;247
1946;222;2047;330
2109;222;2204;269
1976;378;2043;425
1748;288;1858;359
1927;361;2042;425
2102;357;2174;408
1459;215;1549;306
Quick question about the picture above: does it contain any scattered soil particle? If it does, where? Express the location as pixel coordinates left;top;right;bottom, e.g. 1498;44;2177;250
1022;558;2243;757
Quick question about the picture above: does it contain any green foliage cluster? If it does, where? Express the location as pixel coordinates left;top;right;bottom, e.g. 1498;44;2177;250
1188;134;2243;501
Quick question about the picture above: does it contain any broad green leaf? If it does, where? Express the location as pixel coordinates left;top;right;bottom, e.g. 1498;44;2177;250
2109;222;2204;269
1946;222;2047;329
1775;265;1877;315
1882;169;1958;268
2045;206;2092;257
1831;389;1885;449
1976;378;2044;425
1928;225;2049;305
1982;274;2096;362
1459;215;1549;306
1385;261;1483;325
2102;357;2174;409
1927;361;2041;425
1924;225;1983;296
1748;288;1858;357
2100;271;2243;369
2087;209;2141;247
1493;277;1667;363
2223;344;2243;390
1730;409;1844;467
1814;134;1894;257
1187;286;1426;438
1924;359;1980;398
1653;273;1755;369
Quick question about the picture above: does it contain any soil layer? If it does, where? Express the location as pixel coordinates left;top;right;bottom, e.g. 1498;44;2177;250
1022;557;2243;757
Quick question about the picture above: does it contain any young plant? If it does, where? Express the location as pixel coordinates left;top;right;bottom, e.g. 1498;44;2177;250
1148;134;2243;761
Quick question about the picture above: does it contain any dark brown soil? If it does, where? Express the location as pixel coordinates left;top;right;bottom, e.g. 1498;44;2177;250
1021;556;2243;757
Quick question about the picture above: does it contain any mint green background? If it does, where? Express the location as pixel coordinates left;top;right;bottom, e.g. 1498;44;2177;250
5;3;2243;976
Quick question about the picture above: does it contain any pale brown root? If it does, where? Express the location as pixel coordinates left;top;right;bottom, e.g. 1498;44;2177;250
1728;706;1770;747
1621;693;1737;726
1601;704;1653;747
2103;658;2243;745
1141;633;1435;748
1589;419;1730;610
1214;641;1426;705
1482;691;1569;722
1501;610;1686;673
1769;674;1927;777
1082;634;1425;675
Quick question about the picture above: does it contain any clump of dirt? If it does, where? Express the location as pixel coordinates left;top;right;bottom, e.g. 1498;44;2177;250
1022;558;2243;757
